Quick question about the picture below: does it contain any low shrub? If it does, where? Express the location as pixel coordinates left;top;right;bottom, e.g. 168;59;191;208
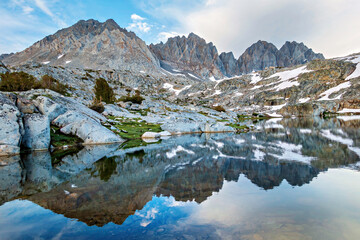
0;72;69;95
119;90;144;104
40;75;68;95
0;72;38;91
212;105;226;112
89;98;105;113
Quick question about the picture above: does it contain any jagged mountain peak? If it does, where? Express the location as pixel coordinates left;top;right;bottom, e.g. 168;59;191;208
278;41;324;67
2;19;159;71
150;32;225;79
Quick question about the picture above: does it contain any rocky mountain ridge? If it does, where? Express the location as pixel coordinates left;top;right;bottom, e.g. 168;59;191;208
150;35;324;78
1;18;324;80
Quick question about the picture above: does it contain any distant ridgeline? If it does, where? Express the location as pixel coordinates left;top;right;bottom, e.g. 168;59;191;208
1;19;324;80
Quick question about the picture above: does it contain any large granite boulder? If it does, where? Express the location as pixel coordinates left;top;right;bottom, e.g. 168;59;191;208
22;114;50;150
0;93;21;156
54;111;123;144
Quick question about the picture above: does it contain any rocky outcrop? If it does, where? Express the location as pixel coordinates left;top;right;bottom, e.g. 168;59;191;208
22;114;50;150
0;89;127;155
0;61;8;74
56;115;122;144
33;96;66;121
2;19;160;73
150;33;225;79
0;93;22;156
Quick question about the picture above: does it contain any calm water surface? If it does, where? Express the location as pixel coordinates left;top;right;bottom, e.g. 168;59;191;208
0;117;360;239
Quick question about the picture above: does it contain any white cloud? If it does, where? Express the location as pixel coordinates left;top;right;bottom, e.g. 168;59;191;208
128;13;151;33
131;13;145;21
128;22;151;33
138;0;360;58
9;0;34;14
157;31;183;43
34;0;53;16
22;5;34;14
33;0;67;27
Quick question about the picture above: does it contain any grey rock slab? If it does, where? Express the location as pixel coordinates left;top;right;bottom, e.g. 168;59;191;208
60;119;124;144
0;93;21;155
22;113;50;150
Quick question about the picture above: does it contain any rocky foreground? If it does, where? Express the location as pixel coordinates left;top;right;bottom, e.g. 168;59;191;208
0;88;242;156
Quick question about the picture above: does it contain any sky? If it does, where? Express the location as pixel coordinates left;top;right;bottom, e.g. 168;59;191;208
1;0;360;58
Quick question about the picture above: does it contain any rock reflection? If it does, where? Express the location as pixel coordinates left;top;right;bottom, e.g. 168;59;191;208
0;117;359;227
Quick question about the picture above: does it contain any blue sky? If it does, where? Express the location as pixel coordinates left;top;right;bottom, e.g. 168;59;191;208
1;0;360;58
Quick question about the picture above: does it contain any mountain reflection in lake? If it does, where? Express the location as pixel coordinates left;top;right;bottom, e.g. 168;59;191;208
1;117;360;239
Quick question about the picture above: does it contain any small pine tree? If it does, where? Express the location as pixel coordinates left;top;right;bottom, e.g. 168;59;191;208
94;78;115;104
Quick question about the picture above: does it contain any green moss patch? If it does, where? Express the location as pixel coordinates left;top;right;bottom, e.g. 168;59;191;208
106;117;162;139
237;114;270;123
227;123;251;133
50;126;83;147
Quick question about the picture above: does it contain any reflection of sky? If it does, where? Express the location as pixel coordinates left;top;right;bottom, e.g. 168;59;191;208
1;169;360;239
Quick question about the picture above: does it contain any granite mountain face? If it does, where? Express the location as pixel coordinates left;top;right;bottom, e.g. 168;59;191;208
149;33;226;79
278;41;325;68
2;19;160;72
2;19;324;79
237;40;325;74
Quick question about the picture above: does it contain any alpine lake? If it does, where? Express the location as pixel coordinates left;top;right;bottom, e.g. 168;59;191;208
1;116;360;240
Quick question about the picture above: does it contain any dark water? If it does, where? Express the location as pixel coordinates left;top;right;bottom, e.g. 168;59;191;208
1;117;360;239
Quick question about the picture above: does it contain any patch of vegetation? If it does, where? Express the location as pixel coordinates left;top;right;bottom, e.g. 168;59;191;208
119;138;161;149
89;98;105;113
198;111;209;117
227;123;251;132
0;71;38;91
94;78;115;104
0;72;69;95
39;75;69;95
217;119;229;122
118;90;145;104
50;126;83;147
322;111;339;119
237;114;270;123
130;108;150;116
106;117;162;139
212;105;226;112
